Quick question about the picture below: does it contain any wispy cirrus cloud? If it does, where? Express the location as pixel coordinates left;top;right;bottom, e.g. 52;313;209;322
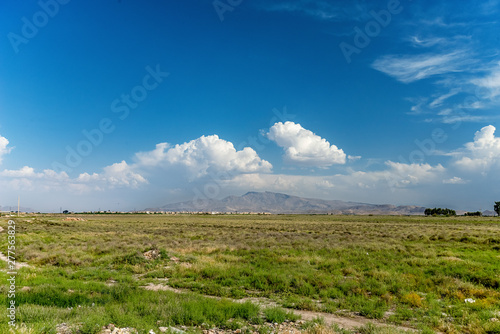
479;0;500;14
370;0;500;123
372;51;474;83
440;115;486;124
429;89;461;108
373;45;499;123
419;17;469;28
407;35;447;48
260;0;369;21
471;63;500;100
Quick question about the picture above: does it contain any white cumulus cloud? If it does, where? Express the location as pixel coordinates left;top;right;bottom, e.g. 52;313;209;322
0;161;146;193
0;166;69;180
443;176;467;184
0;134;13;164
0;166;70;192
77;161;148;189
454;125;500;171
0;134;271;197
135;135;272;178
267;122;346;167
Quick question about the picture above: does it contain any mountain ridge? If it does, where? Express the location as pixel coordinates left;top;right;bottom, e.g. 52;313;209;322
147;191;426;215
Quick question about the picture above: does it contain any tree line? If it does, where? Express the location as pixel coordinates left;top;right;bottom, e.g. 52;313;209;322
464;211;482;217
424;208;456;216
424;202;500;216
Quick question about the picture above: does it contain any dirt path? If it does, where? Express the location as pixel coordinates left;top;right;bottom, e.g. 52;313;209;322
237;296;416;332
291;309;415;332
140;280;417;332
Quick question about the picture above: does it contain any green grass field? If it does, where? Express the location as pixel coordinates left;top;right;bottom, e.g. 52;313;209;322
1;214;500;333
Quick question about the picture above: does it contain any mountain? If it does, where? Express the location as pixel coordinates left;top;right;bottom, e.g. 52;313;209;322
0;205;36;213
148;191;426;215
482;210;496;217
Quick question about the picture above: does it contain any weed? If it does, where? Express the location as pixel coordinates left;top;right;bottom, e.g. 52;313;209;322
402;292;424;308
301;316;325;329
263;306;300;323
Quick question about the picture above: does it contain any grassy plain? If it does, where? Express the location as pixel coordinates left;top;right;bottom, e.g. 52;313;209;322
1;214;500;333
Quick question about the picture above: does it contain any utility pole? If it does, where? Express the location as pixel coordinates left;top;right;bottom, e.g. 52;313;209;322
17;196;20;217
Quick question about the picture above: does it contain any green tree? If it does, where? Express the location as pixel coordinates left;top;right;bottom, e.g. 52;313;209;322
424;207;456;217
494;202;500;216
465;211;482;217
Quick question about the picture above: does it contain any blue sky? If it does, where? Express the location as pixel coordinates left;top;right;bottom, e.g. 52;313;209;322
1;0;499;212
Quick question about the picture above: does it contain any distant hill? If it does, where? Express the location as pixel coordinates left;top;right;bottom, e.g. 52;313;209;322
0;205;36;213
0;205;35;212
482;210;496;217
148;191;426;215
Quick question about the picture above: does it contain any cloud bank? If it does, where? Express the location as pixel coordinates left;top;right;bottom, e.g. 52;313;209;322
1;123;499;211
